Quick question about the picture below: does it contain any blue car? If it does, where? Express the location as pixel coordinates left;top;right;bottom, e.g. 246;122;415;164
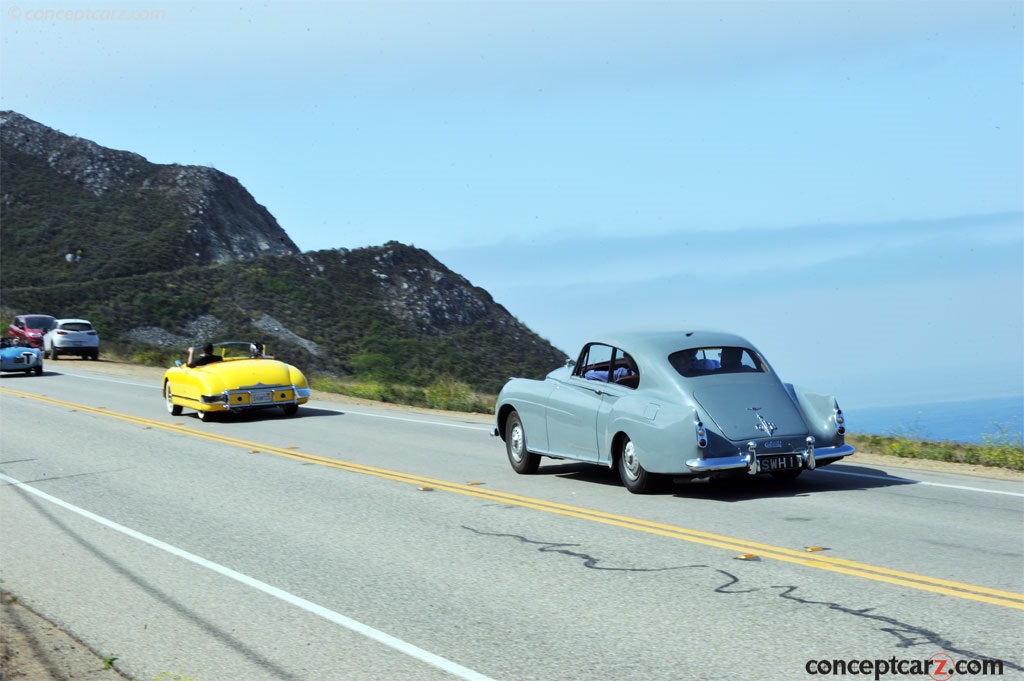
494;329;853;493
0;338;44;375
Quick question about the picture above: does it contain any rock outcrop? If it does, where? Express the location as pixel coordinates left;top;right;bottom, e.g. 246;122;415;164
0;111;298;266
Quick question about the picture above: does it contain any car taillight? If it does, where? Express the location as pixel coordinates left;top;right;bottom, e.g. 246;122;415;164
834;406;846;435
87;331;97;335
695;420;708;449
55;330;67;335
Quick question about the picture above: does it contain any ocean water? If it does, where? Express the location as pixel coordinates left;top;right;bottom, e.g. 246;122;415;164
849;395;1023;445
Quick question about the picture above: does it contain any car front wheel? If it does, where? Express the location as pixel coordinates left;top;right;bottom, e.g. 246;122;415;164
164;382;182;416
505;410;540;474
617;436;657;494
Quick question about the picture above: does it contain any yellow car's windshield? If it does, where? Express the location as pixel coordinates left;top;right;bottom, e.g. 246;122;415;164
211;342;267;359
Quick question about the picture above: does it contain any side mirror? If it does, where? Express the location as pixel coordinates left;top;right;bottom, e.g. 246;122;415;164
174;359;182;367
565;358;576;368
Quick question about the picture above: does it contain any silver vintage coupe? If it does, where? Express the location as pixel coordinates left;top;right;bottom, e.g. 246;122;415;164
494;329;854;493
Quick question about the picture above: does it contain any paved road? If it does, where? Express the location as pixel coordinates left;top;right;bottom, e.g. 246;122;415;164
1;365;1022;680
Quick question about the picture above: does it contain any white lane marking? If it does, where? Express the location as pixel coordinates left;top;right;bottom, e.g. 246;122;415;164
0;472;497;681
820;468;1024;498
48;368;494;431
48;368;154;389
323;406;492;431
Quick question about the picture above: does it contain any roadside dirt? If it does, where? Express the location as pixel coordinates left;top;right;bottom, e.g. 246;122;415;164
1;591;129;680
2;357;1020;680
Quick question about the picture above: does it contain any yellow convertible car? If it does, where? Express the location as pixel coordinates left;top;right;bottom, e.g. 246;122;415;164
163;342;311;421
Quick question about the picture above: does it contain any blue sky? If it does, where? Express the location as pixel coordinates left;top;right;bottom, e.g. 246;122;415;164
1;1;1021;410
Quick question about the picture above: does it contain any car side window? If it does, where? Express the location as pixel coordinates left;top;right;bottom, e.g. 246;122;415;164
613;351;640;389
576;343;614;380
576;344;639;388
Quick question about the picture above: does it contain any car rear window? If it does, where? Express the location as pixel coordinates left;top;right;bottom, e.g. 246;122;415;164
669;346;766;378
61;322;93;332
26;316;55;328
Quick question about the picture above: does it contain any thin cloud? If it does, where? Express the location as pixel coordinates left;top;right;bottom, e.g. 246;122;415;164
436;212;1023;290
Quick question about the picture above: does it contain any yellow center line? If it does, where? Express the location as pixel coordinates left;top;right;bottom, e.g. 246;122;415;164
5;387;1023;610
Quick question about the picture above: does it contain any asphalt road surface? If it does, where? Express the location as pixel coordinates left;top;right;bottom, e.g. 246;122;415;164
1;364;1022;681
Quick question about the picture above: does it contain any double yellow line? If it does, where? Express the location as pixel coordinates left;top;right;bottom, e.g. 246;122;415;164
5;386;1023;611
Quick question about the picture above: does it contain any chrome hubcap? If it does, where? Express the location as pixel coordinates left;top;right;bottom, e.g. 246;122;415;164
509;423;524;462
622;440;639;480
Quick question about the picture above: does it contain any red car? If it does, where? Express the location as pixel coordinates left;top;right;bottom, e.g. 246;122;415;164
8;314;56;349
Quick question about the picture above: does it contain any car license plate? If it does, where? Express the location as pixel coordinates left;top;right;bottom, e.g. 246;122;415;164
250;390;273;404
758;455;800;472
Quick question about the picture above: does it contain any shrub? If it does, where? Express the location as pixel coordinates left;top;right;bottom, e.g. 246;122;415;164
847;434;1024;471
425;378;492;413
131;348;175;367
309;375;494;414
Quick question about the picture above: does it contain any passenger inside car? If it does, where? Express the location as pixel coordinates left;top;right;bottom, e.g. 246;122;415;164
670;349;698;375
585;366;633;382
692;357;721;371
187;343;223;368
718;347;764;373
720;347;742;371
670;348;722;376
575;344;639;388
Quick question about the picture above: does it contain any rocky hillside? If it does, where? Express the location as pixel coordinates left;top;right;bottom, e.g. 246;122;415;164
0;112;565;394
0;111;298;285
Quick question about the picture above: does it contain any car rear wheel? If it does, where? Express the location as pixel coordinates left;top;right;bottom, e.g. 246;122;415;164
282;404;299;417
505;410;540;474
617;436;657;494
164;382;182;416
32;364;42;376
50;348;59;360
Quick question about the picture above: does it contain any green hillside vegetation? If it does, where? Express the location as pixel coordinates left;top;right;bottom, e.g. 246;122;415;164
0;145;191;286
0;247;567;403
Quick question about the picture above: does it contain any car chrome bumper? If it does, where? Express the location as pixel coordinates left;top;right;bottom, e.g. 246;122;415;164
811;444;856;464
203;384;311;410
686;444;855;474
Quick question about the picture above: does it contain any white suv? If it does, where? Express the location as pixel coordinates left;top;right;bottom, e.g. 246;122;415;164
43;319;100;360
